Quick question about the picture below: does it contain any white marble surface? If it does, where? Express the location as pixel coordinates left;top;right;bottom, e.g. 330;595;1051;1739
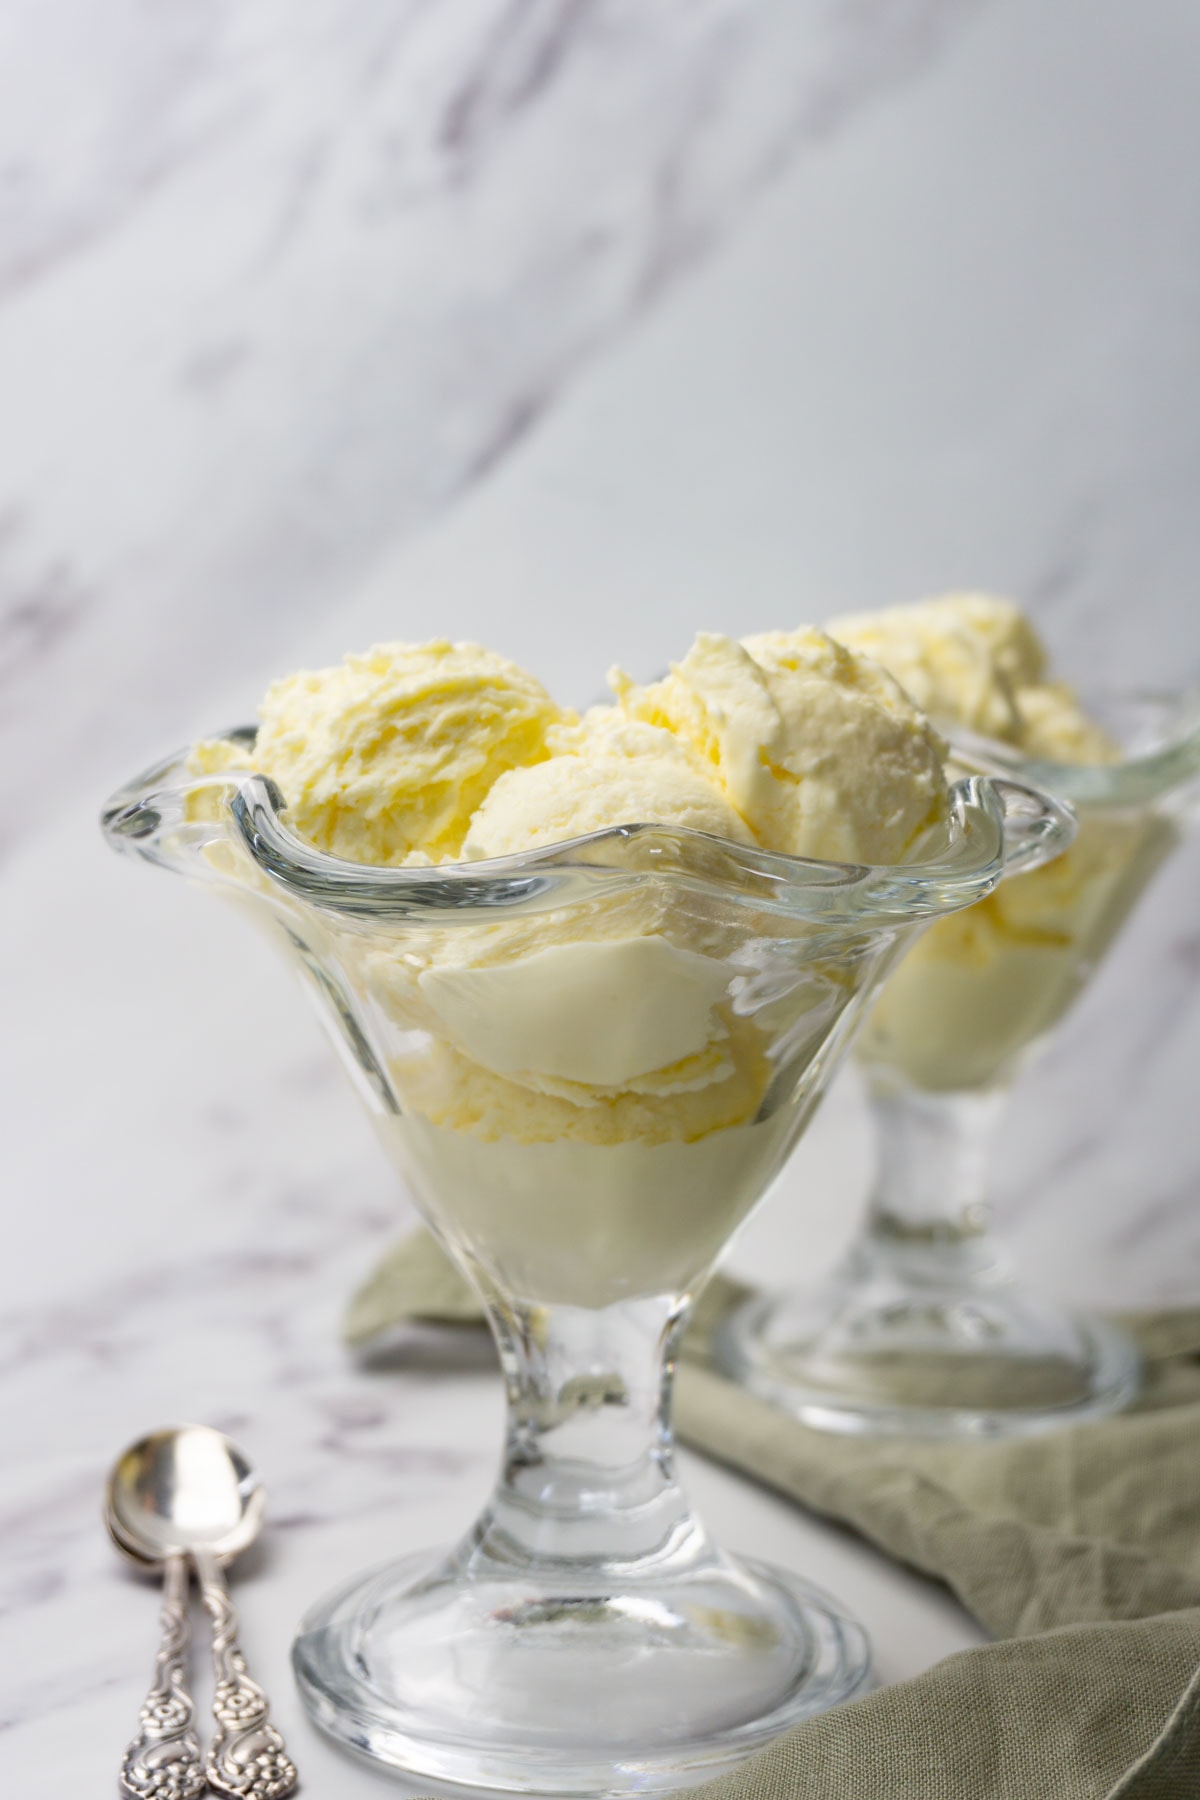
4;1;1200;1794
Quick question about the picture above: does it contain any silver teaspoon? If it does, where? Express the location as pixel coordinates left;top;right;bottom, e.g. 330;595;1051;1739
107;1425;298;1800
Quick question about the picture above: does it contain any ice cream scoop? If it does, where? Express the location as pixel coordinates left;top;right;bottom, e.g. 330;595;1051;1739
611;628;948;864
191;638;564;865
463;715;754;858
828;592;1115;762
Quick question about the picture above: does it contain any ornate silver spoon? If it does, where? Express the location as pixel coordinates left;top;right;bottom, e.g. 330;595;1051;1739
106;1425;298;1799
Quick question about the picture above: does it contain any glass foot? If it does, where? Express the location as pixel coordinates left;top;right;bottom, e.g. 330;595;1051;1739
718;1275;1141;1440
292;1536;871;1794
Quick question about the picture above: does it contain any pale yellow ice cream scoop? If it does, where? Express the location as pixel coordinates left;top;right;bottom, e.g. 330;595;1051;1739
612;628;948;864
828;592;1116;763
827;594;1032;743
463;713;755;858
191;639;564;866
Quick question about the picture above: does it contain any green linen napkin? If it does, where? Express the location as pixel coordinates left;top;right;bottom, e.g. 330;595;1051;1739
345;1234;1200;1798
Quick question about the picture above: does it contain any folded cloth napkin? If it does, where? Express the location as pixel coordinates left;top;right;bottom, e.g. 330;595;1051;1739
345;1234;1200;1799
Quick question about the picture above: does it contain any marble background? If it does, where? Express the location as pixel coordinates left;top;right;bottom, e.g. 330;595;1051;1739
3;1;1199;1794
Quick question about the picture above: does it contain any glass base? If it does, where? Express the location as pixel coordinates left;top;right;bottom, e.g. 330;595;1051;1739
718;1272;1141;1440
292;1537;871;1794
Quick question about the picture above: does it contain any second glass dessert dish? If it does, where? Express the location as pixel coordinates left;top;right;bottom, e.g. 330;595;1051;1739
720;599;1200;1440
103;726;1069;1794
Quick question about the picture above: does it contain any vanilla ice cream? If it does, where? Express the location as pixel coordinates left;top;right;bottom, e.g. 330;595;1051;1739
828;593;1114;762
463;713;754;859
611;629;948;865
193;626;958;1302
359;881;852;1301
192;639;565;865
830;594;1172;1092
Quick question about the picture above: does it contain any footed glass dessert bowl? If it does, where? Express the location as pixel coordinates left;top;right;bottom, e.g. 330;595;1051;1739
719;689;1200;1441
102;744;1069;1795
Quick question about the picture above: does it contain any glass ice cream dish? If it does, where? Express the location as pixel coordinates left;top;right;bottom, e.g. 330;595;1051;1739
100;632;1071;1795
720;598;1200;1441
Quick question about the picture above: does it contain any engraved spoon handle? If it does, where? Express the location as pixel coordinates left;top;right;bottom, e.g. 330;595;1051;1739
119;1552;206;1799
194;1547;298;1799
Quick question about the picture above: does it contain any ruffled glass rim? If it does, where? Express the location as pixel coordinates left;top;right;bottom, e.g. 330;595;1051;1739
946;686;1200;810
101;733;1074;928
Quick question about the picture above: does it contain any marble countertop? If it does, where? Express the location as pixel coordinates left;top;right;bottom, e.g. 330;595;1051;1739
4;2;1200;1795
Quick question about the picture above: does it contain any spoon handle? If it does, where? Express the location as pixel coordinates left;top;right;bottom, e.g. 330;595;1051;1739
119;1552;206;1799
194;1548;298;1799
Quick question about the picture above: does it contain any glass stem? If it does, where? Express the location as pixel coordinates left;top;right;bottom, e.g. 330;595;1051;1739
857;1079;1011;1287
467;1288;705;1574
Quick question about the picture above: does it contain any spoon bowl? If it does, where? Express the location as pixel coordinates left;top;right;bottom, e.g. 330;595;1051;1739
106;1424;265;1567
